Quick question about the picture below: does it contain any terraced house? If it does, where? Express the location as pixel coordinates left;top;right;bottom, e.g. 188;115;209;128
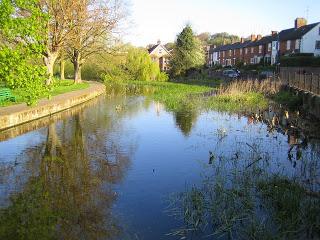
208;18;320;67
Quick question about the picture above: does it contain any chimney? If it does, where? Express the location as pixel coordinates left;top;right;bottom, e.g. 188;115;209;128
295;18;307;29
271;31;278;36
250;34;257;41
257;34;262;40
240;37;245;43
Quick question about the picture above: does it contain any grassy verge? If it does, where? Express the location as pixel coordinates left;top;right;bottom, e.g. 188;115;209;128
0;80;90;107
105;79;270;113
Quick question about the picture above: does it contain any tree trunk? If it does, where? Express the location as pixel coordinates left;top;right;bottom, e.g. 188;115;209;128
60;60;65;80
73;50;82;83
44;52;59;85
73;61;82;83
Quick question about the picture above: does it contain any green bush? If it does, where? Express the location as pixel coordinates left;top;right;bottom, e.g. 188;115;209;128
103;47;168;83
0;0;48;105
280;56;320;67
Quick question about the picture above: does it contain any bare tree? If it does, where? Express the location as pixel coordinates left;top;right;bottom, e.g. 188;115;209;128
67;0;125;83
39;0;79;85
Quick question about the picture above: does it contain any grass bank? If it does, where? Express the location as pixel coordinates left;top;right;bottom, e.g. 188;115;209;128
0;80;90;107
105;79;270;113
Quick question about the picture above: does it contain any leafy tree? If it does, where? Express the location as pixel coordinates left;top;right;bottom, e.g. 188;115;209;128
0;0;48;105
38;0;79;85
66;0;125;83
197;32;211;45
208;32;240;46
170;25;205;77
104;47;168;82
164;42;175;51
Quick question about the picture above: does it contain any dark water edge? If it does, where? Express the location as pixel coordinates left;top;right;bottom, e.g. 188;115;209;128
0;95;319;240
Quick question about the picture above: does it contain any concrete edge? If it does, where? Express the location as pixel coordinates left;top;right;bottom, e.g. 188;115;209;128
0;81;106;131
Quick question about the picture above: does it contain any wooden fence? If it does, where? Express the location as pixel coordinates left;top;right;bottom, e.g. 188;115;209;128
209;70;320;96
279;71;320;95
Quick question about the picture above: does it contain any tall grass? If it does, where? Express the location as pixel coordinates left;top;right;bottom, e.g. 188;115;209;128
203;79;281;112
217;79;282;96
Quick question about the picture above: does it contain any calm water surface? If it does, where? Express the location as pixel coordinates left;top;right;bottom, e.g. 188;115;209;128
0;95;319;239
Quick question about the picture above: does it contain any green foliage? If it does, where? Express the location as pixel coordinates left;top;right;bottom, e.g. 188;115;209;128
103;47;168;83
126;48;168;81
197;32;240;47
104;80;210;111
170;25;205;77
272;90;302;109
0;80;89;107
204;32;240;46
105;79;269;113
164;42;175;51
206;92;269;112
0;0;48;105
280;56;320;67
54;60;74;79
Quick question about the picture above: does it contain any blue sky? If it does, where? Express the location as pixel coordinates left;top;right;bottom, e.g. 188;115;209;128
124;0;320;47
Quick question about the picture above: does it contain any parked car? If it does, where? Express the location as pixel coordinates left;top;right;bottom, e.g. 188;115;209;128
223;69;240;78
259;71;274;79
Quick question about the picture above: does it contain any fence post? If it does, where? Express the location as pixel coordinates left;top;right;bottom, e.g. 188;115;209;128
310;73;313;92
318;74;320;95
299;71;302;89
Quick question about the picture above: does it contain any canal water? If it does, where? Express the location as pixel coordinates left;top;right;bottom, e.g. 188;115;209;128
0;95;319;239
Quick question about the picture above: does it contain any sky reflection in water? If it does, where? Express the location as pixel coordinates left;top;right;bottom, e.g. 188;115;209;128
0;96;319;239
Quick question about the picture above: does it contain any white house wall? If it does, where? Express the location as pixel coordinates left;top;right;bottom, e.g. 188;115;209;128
301;23;320;56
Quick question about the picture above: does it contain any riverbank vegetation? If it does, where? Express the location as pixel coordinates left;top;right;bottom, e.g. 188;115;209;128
104;78;272;113
0;0;126;105
0;80;89;107
168;143;320;239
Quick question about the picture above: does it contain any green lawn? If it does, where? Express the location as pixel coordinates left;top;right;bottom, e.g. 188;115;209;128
0;80;90;107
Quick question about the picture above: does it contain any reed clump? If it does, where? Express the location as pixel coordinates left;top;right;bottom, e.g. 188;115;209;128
217;79;282;96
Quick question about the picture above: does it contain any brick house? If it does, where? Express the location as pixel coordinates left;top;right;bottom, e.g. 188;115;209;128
208;18;320;67
148;41;171;72
278;18;320;57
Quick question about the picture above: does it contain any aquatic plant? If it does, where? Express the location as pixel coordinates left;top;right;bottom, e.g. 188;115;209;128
168;143;320;239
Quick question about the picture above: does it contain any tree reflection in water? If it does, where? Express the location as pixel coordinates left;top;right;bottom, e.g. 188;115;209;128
0;108;133;239
174;108;198;137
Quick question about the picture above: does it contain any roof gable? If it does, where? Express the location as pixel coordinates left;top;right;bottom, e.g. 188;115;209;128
148;44;171;56
278;22;320;41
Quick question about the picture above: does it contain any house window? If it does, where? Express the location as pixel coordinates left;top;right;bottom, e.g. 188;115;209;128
295;39;300;50
268;43;271;52
223;51;225;57
251;47;254;53
229;50;232;56
259;45;262;54
286;40;291;50
233;49;235;55
245;48;248;54
316;41;320;50
240;48;243;55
